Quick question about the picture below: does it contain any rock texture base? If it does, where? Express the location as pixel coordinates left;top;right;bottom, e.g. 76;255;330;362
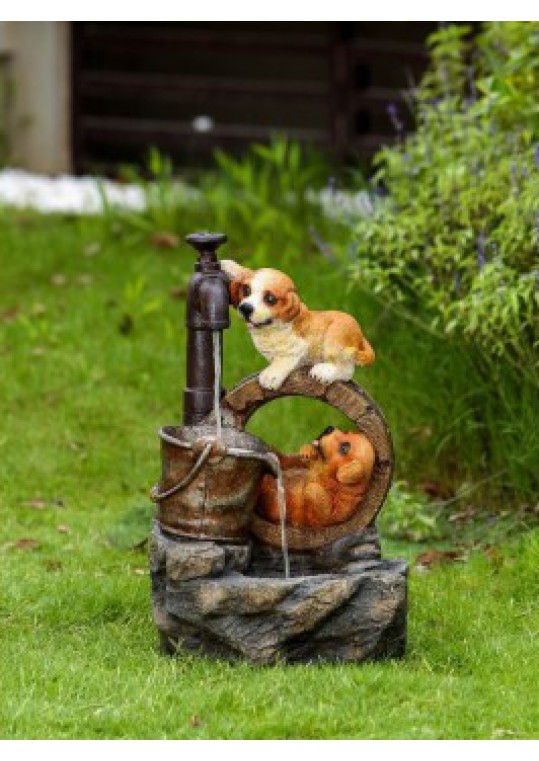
150;522;407;665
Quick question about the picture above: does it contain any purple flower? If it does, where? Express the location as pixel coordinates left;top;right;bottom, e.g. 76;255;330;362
467;64;478;100
534;144;539;169
477;233;486;269
386;102;404;134
453;272;461;293
369;177;386;197
429;97;441;119
510;162;519;195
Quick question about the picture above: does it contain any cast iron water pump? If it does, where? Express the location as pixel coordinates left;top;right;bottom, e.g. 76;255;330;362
183;232;230;425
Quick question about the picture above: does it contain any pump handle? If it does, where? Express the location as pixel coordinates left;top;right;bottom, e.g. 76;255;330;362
185;232;227;256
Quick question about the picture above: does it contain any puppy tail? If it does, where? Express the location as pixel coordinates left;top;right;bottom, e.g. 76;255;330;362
355;337;375;366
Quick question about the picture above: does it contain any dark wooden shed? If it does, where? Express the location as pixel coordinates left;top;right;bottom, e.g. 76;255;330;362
71;21;439;173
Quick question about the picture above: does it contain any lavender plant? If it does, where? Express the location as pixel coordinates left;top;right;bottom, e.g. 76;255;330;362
352;22;539;384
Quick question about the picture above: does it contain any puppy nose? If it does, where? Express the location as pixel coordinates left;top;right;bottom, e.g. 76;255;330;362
239;302;254;319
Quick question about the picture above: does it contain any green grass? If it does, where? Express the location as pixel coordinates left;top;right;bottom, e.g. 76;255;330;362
1;212;538;739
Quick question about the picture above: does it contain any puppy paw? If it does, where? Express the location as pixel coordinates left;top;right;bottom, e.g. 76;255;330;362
220;259;239;277
310;363;353;384
220;259;251;280
259;367;287;390
299;444;315;461
309;363;338;384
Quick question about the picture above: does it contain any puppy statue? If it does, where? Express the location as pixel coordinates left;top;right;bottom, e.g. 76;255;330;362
257;426;376;529
221;260;374;390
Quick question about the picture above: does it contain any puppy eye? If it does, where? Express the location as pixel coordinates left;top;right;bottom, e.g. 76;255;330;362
339;442;351;455
264;292;278;306
242;285;251;297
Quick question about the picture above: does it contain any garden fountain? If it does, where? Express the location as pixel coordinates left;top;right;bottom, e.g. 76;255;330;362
149;232;408;665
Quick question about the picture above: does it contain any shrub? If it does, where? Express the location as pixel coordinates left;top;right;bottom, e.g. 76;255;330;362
380;482;445;542
349;22;539;508
351;22;539;385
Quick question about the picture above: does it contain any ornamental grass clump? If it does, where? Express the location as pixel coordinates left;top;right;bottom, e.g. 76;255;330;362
352;22;539;384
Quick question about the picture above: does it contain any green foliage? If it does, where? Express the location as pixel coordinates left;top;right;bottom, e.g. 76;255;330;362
381;479;539;547
101;137;339;266
106;503;154;550
117;274;163;335
207;136;330;265
352;22;539;383
97;147;196;247
380;482;444;542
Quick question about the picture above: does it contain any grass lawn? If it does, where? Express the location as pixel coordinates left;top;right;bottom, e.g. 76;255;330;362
1;213;538;739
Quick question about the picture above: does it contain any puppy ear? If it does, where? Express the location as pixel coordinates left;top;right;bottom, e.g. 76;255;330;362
281;290;300;321
336;460;364;485
229;279;244;308
318;425;336;440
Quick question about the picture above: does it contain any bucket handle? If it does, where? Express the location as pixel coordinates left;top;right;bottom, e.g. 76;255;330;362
150;441;213;502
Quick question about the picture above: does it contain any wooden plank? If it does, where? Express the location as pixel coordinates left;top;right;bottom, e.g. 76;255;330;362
80;115;330;145
330;23;351;161
70;22;441;170
350;134;399;156
80;24;330;57
348;37;428;61
351;86;407;105
79;71;329;100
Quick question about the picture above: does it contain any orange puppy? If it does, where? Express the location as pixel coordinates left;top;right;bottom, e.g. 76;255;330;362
220;260;374;390
257;427;376;529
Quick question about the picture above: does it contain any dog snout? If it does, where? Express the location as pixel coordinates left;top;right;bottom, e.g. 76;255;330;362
239;302;254;320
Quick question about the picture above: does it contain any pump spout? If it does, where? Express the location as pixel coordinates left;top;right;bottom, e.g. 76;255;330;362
183;232;230;426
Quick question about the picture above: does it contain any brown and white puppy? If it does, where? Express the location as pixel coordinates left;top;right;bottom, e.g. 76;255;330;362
257;426;376;528
221;259;374;390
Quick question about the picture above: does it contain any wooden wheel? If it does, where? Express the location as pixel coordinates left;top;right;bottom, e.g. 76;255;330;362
222;367;394;550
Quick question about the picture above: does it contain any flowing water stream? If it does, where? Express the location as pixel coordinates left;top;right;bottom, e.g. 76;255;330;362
211;329;290;579
212;330;222;440
275;461;290;579
264;453;290;579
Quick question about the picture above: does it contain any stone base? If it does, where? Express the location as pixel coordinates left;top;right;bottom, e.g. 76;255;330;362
150;521;408;666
